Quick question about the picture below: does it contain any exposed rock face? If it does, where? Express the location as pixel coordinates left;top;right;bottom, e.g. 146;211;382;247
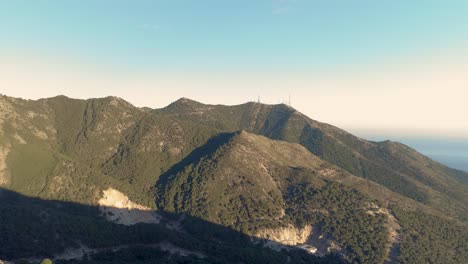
0;96;56;143
98;187;160;225
255;225;312;246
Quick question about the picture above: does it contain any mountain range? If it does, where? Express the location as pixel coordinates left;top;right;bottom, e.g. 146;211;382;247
0;94;467;264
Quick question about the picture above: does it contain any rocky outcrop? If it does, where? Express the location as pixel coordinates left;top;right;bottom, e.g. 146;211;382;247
98;187;160;225
255;224;312;246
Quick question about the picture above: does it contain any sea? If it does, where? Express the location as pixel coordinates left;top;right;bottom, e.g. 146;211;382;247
360;135;468;173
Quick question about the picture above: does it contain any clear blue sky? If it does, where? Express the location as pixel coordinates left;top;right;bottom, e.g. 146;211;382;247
2;0;468;68
1;0;468;137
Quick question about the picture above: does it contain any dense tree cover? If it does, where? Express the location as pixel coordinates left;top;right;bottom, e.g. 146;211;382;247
1;96;219;207
299;125;429;203
286;181;389;264
3;95;468;214
1;95;468;263
155;97;468;219
156;132;290;235
55;246;340;264
393;208;468;264
0;189;340;264
0;195;167;258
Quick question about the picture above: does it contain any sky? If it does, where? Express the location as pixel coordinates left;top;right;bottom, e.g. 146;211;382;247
1;0;468;138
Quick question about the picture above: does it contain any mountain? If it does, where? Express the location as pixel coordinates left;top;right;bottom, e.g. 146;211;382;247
0;94;467;264
1;188;339;264
154;99;468;220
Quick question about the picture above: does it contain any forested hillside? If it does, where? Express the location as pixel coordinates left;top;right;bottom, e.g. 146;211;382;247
0;95;466;264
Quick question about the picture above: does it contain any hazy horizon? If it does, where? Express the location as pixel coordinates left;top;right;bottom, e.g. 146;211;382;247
355;133;468;172
2;91;467;172
1;1;468;138
1;3;467;262
3;92;468;141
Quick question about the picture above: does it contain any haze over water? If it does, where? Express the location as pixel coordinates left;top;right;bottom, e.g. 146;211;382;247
361;134;468;172
1;1;468;139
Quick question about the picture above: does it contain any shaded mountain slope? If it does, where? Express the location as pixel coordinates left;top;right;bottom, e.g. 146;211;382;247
0;188;338;264
156;131;467;264
1;95;467;263
3;94;465;217
0;95;217;206
157;130;325;224
156;131;391;263
155;99;468;220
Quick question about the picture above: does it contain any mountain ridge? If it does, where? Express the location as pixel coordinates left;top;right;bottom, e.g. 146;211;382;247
152;95;468;219
1;94;467;263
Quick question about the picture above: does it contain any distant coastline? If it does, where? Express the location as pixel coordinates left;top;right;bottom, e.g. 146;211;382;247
360;135;468;172
427;154;468;172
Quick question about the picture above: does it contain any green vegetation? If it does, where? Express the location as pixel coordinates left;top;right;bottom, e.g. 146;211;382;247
156;98;468;219
286;181;388;264
56;246;340;264
0;95;467;263
157;131;392;263
297;125;429;203
394;208;468;264
0;189;339;264
157;132;287;233
7;143;58;195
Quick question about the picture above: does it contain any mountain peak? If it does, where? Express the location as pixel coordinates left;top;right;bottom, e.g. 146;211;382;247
51;94;70;99
103;96;135;108
173;97;204;106
1;93;467;264
159;97;208;113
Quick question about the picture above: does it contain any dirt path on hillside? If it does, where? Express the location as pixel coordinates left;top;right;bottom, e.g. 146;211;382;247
382;208;401;264
8;242;205;263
